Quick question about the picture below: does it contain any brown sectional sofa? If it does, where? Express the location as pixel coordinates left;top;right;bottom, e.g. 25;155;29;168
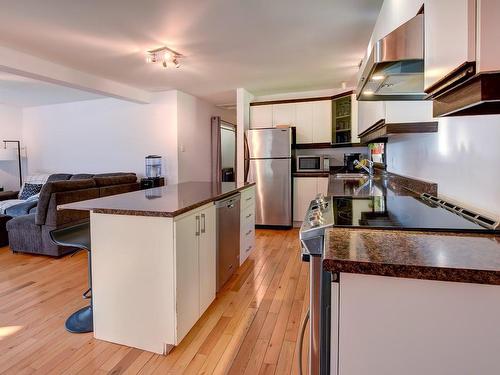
6;173;139;257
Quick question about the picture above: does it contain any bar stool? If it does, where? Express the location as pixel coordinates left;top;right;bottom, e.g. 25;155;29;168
50;222;93;333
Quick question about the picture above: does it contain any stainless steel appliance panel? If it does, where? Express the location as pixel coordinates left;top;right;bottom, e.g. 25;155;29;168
248;158;291;226
216;193;241;291
247;128;292;159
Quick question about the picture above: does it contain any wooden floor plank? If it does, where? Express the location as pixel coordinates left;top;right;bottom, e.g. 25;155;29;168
0;229;308;375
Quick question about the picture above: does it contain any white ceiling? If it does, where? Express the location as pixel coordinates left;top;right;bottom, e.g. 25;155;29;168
0;72;103;107
0;0;382;105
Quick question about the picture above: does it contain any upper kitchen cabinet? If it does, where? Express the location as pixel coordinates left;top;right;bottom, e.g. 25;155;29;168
250;105;273;128
312;101;333;143
424;0;476;90
357;100;438;144
250;97;338;145
332;94;359;144
272;103;295;127
425;0;500;116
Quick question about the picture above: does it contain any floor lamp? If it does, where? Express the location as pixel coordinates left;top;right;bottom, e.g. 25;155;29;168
1;140;22;188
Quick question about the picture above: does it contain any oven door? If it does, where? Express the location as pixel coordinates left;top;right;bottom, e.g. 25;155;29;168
297;156;323;171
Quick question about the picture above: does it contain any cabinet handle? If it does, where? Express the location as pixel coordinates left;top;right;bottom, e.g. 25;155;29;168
246;229;252;236
195;216;200;236
201;213;206;234
246;213;252;219
245;197;252;201
246;245;252;252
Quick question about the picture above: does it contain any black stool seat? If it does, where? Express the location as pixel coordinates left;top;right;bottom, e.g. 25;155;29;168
50;222;93;334
50;222;90;250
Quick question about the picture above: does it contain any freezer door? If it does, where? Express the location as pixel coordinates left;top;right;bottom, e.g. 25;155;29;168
247;128;292;159
248;158;292;226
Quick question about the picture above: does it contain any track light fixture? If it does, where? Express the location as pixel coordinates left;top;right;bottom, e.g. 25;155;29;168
146;46;183;69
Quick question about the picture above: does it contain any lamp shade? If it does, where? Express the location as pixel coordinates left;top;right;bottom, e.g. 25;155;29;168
0;148;16;161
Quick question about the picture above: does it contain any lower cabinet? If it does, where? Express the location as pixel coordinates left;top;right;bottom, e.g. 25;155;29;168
293;177;329;222
174;203;216;342
331;273;500;374
240;186;256;265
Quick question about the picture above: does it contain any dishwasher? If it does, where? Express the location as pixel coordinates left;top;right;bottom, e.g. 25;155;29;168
216;193;241;291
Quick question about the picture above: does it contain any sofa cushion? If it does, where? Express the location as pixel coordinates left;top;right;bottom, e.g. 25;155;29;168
19;183;43;200
47;174;73;182
94;174;137;187
5;200;39;217
70;174;94;180
36;179;97;226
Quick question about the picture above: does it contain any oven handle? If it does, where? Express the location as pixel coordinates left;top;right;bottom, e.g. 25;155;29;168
298;309;310;375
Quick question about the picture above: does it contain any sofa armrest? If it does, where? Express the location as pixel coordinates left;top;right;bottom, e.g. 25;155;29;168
5;200;38;217
0;191;19;201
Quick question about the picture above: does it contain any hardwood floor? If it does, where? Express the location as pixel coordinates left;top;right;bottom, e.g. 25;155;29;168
0;229;309;374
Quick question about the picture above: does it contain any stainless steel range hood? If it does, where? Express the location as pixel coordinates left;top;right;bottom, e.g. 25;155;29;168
357;13;424;101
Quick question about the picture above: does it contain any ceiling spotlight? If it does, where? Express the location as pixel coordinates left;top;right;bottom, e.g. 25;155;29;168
146;46;183;69
364;90;374;96
371;75;385;81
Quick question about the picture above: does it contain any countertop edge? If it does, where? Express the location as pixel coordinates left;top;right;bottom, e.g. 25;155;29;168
59;182;256;218
323;259;500;285
323;227;500;285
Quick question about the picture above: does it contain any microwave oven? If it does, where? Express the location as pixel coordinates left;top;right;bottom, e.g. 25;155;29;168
296;155;330;172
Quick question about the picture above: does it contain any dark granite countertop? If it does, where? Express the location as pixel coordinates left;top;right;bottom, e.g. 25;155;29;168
59;181;255;217
323;228;500;285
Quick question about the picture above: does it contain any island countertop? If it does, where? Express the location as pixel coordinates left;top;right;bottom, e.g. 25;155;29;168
59;181;255;217
323;228;500;285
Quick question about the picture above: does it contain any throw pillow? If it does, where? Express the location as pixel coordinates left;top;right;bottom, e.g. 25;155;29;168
19;183;43;200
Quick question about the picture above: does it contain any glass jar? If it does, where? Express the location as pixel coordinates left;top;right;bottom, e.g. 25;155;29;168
145;155;162;178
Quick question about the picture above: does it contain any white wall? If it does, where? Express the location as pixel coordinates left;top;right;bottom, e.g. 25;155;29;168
0;103;23;190
22;91;179;183
387;115;500;217
176;91;236;183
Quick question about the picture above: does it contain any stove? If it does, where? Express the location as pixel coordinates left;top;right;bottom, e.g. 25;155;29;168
298;193;499;374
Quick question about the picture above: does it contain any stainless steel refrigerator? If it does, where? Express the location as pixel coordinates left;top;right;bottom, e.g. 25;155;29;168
245;127;292;227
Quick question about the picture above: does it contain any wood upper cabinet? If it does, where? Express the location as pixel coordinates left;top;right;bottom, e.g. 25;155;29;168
272;103;296;127
424;0;476;90
250;105;273;128
312;101;332;143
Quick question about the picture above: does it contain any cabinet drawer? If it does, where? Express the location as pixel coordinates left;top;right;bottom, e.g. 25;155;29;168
241;186;255;209
240;231;255;257
241;204;255;223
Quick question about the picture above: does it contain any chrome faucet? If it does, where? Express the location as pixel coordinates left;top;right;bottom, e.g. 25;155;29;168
354;159;374;177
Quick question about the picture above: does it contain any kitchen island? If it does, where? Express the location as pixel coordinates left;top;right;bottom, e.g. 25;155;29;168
59;181;255;354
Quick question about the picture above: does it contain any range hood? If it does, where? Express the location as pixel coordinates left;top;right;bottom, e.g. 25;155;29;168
357;13;424;101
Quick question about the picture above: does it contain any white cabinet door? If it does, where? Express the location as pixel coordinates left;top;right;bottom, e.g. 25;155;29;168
316;177;329;196
338;273;500;375
312;101;332;143
293;177;318;222
272;103;296;127
424;0;475;90
357;101;385;135
250;105;273;128
174;211;200;342
295;102;313;144
198;205;216;315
